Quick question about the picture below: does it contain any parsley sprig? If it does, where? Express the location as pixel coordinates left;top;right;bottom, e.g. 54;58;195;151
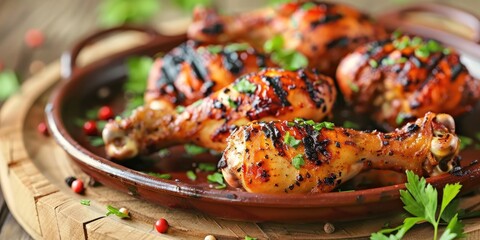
207;172;227;189
0;70;19;101
233;77;257;94
122;56;153;117
264;35;308;70
371;171;464;240
106;205;130;218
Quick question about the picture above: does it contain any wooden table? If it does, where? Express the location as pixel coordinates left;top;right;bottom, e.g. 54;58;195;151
1;0;479;238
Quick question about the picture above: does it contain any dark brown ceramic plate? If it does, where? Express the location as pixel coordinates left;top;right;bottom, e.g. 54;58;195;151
46;6;480;223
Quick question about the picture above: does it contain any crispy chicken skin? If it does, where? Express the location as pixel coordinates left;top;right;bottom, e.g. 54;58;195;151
103;68;336;160
187;1;386;75
220;112;460;194
145;41;276;112
337;34;480;129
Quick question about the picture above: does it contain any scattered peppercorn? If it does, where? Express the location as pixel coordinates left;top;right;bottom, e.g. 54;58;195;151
65;176;77;187
71;179;85;194
83;120;98;136
25;29;44;48
37;122;49;136
155;218;169;233
324;222;335;234
98;106;114;120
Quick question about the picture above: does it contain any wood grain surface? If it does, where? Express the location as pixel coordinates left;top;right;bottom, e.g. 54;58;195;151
1;0;480;239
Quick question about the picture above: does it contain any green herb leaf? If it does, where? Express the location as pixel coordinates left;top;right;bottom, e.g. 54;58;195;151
427;40;442;52
198;163;216;172
440;183;462;216
125;56;152;95
106;205;130;218
410;36;423;47
301;2;316;10
440;214;464;240
80;199;91;206
0;70;19;101
224;43;251;52
88;137;104;147
415;45;430;58
175;105;186;114
244;236;257;240
459;136;473;150
205;45;223;54
98;0;160;26
313;121;335;131
227;97;237;108
348;81;359;93
146;172;171;179
97;120;107;130
443;48;451;55
233;78;257;94
184;144;208;155
292;154;305;170
381;58;395;66
172;0;212;12
369;59;378;68
284;132;301;148
86;107;100;120
264;35;284;53
158;149;170;157
186;170;197;181
395;114;405;125
207;172;226;189
343;121;360;129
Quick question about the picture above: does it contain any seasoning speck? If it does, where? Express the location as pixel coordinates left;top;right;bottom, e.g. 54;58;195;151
324;222;335;234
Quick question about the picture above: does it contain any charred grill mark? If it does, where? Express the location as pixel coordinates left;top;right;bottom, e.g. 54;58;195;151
298;70;325;108
260;122;285;156
184;45;210;83
263;76;291;107
244;128;251;141
406;124;420;134
324;173;337;186
326;36;349;49
222;51;244;74
211;123;230;142
303;135;319;163
417;53;445;90
310;14;343;29
201;23;224;35
450;63;463;81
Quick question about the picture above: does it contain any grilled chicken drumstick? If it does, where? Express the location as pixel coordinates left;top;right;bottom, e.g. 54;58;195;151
220;112;459;194
187;1;386;75
337;33;480;129
146;41;276;111
104;68;336;160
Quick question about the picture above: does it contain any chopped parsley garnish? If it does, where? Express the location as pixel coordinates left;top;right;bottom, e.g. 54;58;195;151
146;172;171;179
284;132;301;148
186;170;197;181
294;118;335;131
292;154;305;169
106;205;130;218
0;70;19;101
371;171;464;240
158;149;170;157
198;163;216;172
233;78;257;94
224;43;250;52
459;136;473;150
175;105;186;113
86;107;100;120
205;45;223;54
343;121;360;129
301;2;316;10
245;236;257;240
381;58;395;66
264;35;308;70
207;172;226;189
395;114;405;125
227;97;237;108
369;59;378;68
415;45;430;58
97;120;107;130
80;199;91;206
348;81;359;93
184;144;208;155
88;136;104;147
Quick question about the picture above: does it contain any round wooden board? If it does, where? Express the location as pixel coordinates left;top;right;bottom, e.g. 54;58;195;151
2;32;480;240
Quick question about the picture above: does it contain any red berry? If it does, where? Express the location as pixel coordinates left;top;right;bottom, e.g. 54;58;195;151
25;29;44;48
37;122;49;136
71;179;84;194
98;106;114;120
83;121;98;136
155;218;169;233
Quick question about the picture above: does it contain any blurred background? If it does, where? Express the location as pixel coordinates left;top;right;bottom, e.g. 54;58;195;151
0;0;480;238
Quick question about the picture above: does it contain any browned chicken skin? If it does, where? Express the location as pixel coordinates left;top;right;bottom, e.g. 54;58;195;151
336;33;480;129
221;112;459;194
146;41;276;112
103;68;336;160
187;1;386;75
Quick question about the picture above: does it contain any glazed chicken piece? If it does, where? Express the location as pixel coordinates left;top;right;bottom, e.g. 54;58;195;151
104;68;336;160
221;112;460;194
187;1;386;75
146;41;276;112
337;33;480;129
